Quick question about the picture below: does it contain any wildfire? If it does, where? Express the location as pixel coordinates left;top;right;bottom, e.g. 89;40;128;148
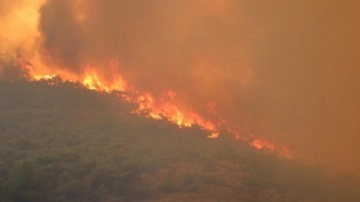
251;138;293;158
0;0;296;158
133;91;219;138
83;71;105;91
81;67;127;92
12;61;292;158
34;74;57;81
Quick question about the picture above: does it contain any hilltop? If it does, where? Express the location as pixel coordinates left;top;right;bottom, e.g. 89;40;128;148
0;80;359;202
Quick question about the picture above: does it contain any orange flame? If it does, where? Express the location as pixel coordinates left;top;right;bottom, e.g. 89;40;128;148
13;59;292;158
251;138;293;158
0;0;293;158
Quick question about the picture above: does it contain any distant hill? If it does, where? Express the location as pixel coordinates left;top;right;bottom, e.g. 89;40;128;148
0;80;359;202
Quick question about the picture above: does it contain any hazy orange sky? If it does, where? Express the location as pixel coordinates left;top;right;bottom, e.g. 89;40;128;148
1;0;360;175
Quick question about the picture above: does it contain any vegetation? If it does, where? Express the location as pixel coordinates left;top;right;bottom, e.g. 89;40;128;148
0;80;359;201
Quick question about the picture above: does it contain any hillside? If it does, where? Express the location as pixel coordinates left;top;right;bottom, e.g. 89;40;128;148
0;80;359;202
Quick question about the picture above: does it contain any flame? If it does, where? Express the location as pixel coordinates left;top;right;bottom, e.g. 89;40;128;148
251;138;293;158
82;71;104;91
12;60;293;158
134;92;217;132
34;74;57;81
0;1;292;158
81;65;127;92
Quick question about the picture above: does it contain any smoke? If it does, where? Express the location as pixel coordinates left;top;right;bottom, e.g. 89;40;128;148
243;1;360;175
0;0;44;78
1;0;360;175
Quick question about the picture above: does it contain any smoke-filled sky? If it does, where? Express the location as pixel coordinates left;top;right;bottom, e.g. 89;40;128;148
1;0;360;175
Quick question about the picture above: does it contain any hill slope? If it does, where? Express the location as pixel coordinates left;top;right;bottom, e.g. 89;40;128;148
0;80;359;202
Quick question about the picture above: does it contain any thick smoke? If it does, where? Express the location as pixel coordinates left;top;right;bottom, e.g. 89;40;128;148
0;0;44;79
37;0;259;135
2;0;360;175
